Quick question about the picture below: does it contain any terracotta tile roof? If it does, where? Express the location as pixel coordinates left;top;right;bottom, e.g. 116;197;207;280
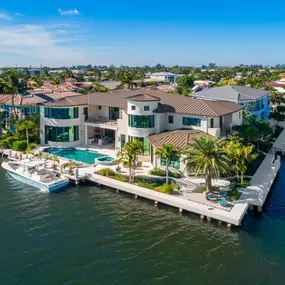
0;94;46;106
88;89;243;117
125;93;161;102
0;90;86;107
43;95;88;107
147;130;211;149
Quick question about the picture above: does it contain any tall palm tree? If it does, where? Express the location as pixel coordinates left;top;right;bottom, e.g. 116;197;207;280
115;140;143;182
29;76;44;88
155;144;180;184
183;136;230;193
0;70;27;116
51;76;61;89
14;116;39;147
118;71;137;90
62;69;74;79
224;137;257;182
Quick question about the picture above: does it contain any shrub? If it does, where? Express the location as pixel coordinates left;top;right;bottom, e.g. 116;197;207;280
0;136;18;149
171;172;182;178
26;143;37;153
98;168;115;177
228;189;241;201
155;183;175;194
149;168;182;178
112;175;128;182
149;168;166;176
11;140;27;151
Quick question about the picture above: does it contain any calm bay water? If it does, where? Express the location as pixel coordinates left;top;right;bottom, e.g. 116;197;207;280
1;158;285;285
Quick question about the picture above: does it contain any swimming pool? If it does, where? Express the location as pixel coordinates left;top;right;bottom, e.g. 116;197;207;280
43;148;104;164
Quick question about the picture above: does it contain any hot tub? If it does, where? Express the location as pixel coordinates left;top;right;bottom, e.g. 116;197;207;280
95;156;116;165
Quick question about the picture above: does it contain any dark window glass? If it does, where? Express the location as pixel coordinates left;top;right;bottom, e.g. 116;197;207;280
169;116;173;124
128;115;154;128
98;106;102;110
210;118;214;128
131;105;136;110
161;156;180;169
44;125;79;142
144;106;150;111
44;107;79;119
182;117;201;127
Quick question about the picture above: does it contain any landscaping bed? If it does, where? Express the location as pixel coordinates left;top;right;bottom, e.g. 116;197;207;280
97;168;177;194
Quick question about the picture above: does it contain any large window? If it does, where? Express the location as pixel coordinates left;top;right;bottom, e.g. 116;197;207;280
128;115;154;128
129;136;150;156
161;156;180;169
109;107;120;120
45;125;79;143
182;117;201;127
44;107;79;119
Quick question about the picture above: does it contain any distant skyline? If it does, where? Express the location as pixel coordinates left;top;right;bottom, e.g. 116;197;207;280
1;0;285;67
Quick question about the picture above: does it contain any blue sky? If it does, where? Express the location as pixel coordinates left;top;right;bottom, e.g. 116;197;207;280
1;0;285;67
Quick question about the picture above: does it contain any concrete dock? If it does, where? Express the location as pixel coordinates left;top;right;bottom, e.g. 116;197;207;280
238;128;285;211
88;174;248;226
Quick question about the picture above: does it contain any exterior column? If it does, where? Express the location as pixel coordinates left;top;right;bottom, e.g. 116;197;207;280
84;125;88;145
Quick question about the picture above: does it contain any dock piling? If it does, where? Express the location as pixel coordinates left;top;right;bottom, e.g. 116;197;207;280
154;201;158;207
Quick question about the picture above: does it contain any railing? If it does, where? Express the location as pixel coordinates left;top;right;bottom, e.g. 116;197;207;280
86;117;118;126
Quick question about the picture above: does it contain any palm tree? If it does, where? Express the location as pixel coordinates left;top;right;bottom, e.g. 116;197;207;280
0;70;28;116
115;140;143;182
30;76;43;88
51;76;61;89
183;136;230;193
155;144;180;184
63;160;79;175
62;69;74;79
14;116;39;147
47;155;60;170
224;137;257;182
118;71;137;90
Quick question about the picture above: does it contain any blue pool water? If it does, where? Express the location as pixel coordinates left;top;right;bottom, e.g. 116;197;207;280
44;148;104;164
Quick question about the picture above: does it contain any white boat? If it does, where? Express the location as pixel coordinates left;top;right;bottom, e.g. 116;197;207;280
1;160;70;192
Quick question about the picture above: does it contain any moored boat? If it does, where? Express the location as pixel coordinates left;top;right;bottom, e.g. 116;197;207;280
1;160;69;192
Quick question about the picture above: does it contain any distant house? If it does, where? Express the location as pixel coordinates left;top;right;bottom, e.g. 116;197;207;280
150;72;177;83
267;73;285;92
192;85;270;121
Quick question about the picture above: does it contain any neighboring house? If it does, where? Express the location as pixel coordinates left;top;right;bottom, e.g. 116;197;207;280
150;72;177;83
0;90;80;133
267;73;285;92
192;85;270;121
99;80;120;90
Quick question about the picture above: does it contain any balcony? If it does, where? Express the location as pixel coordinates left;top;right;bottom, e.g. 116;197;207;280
84;117;118;130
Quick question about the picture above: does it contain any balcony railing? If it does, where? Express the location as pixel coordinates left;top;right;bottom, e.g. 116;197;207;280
86;117;118;126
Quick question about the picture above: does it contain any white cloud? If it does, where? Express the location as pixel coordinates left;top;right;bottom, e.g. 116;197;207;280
56;29;67;34
0;24;84;66
14;13;24;16
0;12;12;20
58;8;80;16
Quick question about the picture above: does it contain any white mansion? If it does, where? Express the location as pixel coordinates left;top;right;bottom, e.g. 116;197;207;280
0;89;244;170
